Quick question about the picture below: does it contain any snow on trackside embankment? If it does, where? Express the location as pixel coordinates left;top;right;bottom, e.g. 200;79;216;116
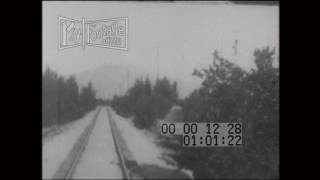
108;108;178;170
42;108;98;179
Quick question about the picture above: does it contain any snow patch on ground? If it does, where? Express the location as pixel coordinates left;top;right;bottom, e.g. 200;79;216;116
42;123;75;146
109;108;177;170
181;168;194;179
42;108;97;179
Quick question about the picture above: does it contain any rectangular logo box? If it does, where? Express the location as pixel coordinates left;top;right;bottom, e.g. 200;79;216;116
58;17;128;50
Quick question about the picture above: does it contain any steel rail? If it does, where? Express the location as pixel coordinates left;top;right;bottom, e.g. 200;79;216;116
51;107;101;179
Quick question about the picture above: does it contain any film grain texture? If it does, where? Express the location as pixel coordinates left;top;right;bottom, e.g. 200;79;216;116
42;1;279;179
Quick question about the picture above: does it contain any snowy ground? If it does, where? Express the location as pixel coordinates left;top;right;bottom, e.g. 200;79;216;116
43;123;76;146
72;107;122;179
42;108;98;179
108;107;193;178
109;108;175;169
43;106;192;179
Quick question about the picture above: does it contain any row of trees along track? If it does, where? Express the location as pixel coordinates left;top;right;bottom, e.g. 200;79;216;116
42;67;97;128
111;77;179;130
111;47;279;179
160;47;279;179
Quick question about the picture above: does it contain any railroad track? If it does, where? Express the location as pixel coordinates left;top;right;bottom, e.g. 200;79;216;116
50;106;143;179
51;107;101;179
106;107;145;179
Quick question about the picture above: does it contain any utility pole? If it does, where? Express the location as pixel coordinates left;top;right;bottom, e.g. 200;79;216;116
126;70;130;93
233;39;238;57
105;63;108;102
156;41;159;80
118;84;122;96
155;41;159;119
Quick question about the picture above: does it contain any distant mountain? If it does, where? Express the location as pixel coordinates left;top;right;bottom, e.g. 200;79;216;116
73;64;200;100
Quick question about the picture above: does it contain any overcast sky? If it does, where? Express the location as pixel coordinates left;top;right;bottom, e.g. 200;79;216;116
43;1;279;81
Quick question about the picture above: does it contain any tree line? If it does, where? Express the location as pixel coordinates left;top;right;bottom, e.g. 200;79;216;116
108;46;278;179
159;47;279;179
42;67;97;127
111;77;179;129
